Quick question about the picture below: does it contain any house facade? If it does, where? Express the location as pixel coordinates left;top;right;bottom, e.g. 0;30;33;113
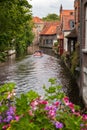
32;17;44;45
57;5;75;55
66;0;80;55
80;0;87;105
39;22;59;48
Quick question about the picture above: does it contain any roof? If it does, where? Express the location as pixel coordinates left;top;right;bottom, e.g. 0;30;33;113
40;22;59;35
66;28;77;38
33;17;44;24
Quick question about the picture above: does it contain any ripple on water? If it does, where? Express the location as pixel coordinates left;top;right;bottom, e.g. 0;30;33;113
0;54;71;97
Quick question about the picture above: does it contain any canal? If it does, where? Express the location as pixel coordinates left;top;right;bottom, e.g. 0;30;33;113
0;48;83;107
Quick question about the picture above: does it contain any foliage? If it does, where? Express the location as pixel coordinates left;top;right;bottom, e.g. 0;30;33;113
61;51;70;63
0;52;7;62
53;42;58;47
42;14;60;21
70;43;80;75
0;78;87;130
0;0;34;55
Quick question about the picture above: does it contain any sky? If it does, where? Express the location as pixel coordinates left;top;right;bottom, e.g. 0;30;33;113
28;0;74;18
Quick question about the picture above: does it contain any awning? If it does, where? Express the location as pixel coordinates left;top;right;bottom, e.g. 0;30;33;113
66;28;77;39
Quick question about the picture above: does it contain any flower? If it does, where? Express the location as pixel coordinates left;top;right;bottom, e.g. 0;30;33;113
68;102;75;112
63;96;69;105
82;114;87;120
53;101;60;107
55;121;63;129
15;115;20;121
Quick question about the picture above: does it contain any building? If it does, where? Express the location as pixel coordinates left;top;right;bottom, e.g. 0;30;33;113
32;17;44;45
39;22;59;48
80;0;87;105
57;5;75;55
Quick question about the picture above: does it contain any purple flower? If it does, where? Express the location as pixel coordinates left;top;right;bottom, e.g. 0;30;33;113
55;121;63;129
3;118;7;123
6;115;13;122
6;106;15;117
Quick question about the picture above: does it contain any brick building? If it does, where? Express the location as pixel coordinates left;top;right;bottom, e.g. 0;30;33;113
57;5;74;55
80;0;87;105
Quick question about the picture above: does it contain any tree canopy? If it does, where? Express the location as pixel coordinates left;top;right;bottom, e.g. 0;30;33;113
0;0;34;55
42;13;60;21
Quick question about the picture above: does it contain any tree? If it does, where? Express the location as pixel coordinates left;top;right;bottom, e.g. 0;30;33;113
42;13;60;21
0;0;34;55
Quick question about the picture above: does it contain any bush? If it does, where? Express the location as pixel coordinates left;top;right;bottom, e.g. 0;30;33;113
0;79;87;130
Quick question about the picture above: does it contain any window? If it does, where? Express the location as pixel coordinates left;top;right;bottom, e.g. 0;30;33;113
85;4;87;49
46;39;48;44
69;20;74;29
70;12;74;15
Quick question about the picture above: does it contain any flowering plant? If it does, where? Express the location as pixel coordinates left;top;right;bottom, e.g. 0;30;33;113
0;78;87;130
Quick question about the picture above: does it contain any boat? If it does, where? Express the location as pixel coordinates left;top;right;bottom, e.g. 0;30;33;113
33;50;43;57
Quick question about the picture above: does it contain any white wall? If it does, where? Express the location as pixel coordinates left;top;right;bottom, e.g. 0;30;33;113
64;31;70;52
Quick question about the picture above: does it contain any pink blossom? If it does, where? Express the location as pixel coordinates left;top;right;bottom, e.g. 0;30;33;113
53;101;60;107
31;100;38;107
2;124;10;129
28;110;33;116
82;114;87;120
48;110;56;118
68;102;75;112
15;115;20;121
63;96;69;105
39;100;48;105
73;112;81;116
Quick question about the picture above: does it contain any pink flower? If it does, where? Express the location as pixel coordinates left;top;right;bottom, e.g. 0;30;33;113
48;110;56;118
53;101;60;107
39;100;48;105
82;114;87;120
63;96;69;105
68;102;75;112
15;115;20;121
2;124;10;129
28;110;33;116
31;101;38;107
73;112;80;116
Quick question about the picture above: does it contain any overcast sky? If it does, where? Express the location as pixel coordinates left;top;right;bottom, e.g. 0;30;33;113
28;0;74;18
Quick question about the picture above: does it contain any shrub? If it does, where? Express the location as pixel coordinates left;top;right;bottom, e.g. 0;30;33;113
0;79;87;130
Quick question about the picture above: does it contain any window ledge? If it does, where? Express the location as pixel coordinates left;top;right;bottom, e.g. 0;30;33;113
82;49;87;54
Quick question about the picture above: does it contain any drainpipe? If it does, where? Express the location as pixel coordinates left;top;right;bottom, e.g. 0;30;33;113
79;0;82;98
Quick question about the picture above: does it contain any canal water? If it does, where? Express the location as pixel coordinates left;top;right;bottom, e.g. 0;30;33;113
0;48;83;107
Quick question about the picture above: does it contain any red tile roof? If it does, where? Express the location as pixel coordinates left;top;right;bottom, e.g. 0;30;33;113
40;22;59;35
33;17;44;23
